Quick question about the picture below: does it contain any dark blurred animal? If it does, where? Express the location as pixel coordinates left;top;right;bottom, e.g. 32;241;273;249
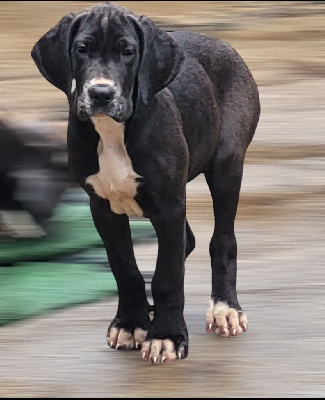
0;116;69;239
32;2;260;364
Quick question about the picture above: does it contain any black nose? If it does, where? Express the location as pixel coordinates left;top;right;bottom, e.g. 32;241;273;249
88;84;115;105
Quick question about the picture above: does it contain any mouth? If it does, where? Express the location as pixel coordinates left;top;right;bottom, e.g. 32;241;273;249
77;99;131;123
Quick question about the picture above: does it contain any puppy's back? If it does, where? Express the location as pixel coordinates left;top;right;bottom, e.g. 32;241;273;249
169;31;258;106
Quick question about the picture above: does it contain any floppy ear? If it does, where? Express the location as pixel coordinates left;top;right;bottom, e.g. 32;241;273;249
31;13;78;96
133;15;185;105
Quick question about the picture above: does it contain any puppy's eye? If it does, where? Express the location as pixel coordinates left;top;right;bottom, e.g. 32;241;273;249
122;48;135;57
77;46;88;55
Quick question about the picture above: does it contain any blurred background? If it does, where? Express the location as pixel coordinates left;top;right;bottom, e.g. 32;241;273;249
0;1;325;397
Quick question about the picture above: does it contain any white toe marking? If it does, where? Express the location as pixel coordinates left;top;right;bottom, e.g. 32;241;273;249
240;314;248;330
107;327;119;346
141;339;179;363
141;341;151;359
163;340;175;353
107;328;137;349
150;340;162;358
134;328;148;344
211;300;231;316
207;300;247;337
117;330;135;349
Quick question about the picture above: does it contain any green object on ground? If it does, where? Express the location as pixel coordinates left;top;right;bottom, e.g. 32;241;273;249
0;203;155;266
0;193;156;326
0;262;117;326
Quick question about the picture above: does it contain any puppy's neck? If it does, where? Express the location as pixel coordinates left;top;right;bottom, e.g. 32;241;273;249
91;115;125;142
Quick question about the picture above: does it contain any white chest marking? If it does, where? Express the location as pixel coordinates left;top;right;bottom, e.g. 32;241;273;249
86;115;143;217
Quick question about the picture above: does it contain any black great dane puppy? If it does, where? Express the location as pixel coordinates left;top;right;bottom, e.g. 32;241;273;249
32;2;260;364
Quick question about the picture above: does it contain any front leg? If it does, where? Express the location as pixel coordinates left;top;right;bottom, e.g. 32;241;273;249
90;195;150;350
141;202;188;364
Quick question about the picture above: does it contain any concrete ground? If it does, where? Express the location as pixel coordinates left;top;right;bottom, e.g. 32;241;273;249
0;1;325;398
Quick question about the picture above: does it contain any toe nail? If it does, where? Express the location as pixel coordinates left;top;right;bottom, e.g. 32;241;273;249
135;342;139;349
142;352;146;360
162;356;166;363
153;357;158;364
110;342;114;348
116;344;119;350
209;324;212;330
233;329;237;336
178;352;182;360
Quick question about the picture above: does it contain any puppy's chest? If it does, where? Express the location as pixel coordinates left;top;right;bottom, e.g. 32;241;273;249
86;117;143;217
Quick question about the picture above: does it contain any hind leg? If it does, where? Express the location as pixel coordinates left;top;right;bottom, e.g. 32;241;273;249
204;148;248;338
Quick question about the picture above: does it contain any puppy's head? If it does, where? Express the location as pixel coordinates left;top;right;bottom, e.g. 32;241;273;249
31;2;184;123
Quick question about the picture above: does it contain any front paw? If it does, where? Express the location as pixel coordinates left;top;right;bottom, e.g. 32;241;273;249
141;319;188;364
106;316;149;350
206;300;248;337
